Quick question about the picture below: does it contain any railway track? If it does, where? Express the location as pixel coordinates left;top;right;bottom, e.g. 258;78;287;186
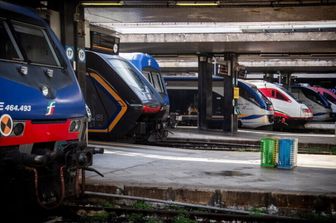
53;191;316;223
150;138;260;151
89;138;260;152
90;137;335;154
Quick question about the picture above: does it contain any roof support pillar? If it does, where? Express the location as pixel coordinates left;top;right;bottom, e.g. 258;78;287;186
198;55;213;130
223;53;238;133
74;5;87;96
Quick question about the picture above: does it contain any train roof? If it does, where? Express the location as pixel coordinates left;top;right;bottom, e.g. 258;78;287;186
311;86;336;99
0;1;45;25
163;75;223;81
120;52;160;71
164;75;253;86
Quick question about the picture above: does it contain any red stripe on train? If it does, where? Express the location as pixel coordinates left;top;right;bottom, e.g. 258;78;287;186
0;120;80;147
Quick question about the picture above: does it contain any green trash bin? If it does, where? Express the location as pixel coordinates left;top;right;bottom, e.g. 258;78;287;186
260;137;278;168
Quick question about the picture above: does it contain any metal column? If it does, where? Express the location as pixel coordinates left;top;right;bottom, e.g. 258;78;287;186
223;53;238;133
74;5;87;96
60;0;86;95
198;55;213;130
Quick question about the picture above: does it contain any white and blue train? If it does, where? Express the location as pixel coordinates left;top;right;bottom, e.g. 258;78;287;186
290;84;332;121
164;76;274;129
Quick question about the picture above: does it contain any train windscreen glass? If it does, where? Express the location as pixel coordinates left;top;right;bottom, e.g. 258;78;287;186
0;22;21;61
323;93;336;104
108;59;146;91
13;23;60;66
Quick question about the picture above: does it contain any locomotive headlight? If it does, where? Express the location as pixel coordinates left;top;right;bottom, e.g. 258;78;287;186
85;104;92;122
41;86;49;96
69;119;81;132
13;122;25;136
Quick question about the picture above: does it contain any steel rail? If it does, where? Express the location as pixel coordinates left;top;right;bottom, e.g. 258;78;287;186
79;191;311;223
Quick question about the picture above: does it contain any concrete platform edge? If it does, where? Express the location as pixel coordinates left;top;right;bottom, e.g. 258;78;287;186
85;183;336;218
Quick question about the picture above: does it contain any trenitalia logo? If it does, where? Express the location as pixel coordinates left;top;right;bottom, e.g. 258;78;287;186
45;101;56;116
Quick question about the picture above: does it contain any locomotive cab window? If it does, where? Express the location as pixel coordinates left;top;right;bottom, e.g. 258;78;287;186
323;93;336;104
240;86;258;105
108;59;146;91
142;70;152;84
0;21;22;61
302;88;324;106
152;71;165;93
12;23;60;67
252;86;268;103
275;91;288;101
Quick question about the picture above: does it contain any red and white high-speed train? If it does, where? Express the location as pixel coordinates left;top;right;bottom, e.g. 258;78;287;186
247;80;313;128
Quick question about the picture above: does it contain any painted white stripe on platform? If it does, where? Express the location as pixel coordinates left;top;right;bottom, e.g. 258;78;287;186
101;148;336;169
104;149;260;165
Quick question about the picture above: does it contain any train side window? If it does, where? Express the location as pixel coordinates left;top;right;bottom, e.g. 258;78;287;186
0;22;22;61
275;90;289;101
142;71;152;84
12;23;60;67
259;88;271;98
271;90;276;98
152;71;164;93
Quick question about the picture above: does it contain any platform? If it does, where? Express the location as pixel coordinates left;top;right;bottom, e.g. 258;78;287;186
86;142;336;217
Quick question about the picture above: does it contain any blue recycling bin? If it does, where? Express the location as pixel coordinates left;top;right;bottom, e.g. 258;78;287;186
278;138;298;169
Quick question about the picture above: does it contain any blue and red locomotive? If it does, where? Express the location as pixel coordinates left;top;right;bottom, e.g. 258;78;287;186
0;1;99;211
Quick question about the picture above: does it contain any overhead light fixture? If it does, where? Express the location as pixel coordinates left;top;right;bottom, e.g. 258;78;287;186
81;1;123;6
176;1;219;6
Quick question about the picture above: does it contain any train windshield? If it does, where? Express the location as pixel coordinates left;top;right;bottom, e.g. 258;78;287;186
12;23;60;67
301;87;330;107
108;59;146;91
279;86;302;103
323;92;336;104
251;86;264;100
0;21;22;61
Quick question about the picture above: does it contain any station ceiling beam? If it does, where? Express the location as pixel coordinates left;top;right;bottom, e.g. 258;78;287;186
81;0;336;8
156;56;336;73
85;5;336;23
115;32;336;55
